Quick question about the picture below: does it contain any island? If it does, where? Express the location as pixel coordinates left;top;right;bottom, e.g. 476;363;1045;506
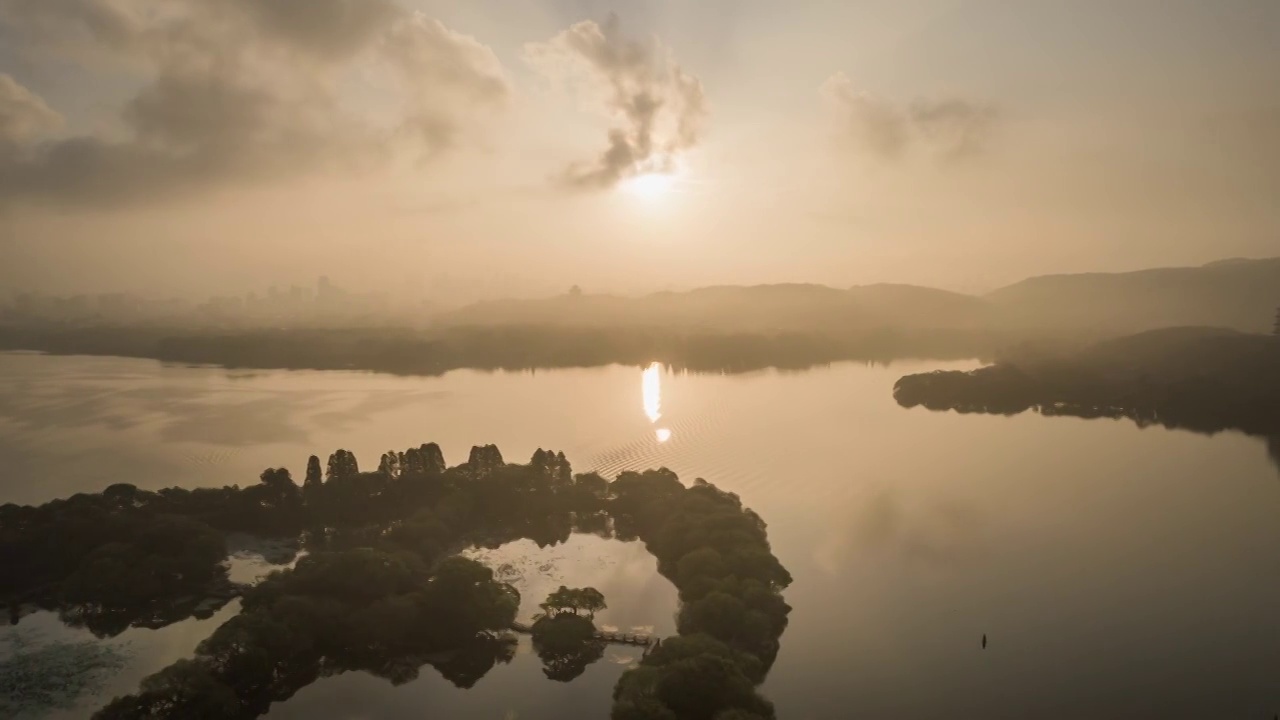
0;444;792;720
893;327;1280;438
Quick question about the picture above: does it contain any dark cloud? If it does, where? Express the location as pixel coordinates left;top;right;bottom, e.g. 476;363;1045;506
526;15;707;189
823;72;997;162
0;67;365;207
0;0;508;208
0;73;61;144
124;72;276;150
220;0;400;61
0;0;142;56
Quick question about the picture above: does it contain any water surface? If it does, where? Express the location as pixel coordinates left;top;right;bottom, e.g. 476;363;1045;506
1;352;1277;718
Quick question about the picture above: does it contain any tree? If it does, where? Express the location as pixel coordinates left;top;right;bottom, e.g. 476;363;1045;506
554;451;572;486
378;451;401;478
653;654;773;720
573;472;609;498
385;444;446;480
577;587;607;619
425;557;520;636
538;586;606;619
530;449;572;488
258;468;296;493
530;448;549;474
101;483;140;510
62;516;226;622
326;449;359;480
418;443;446;474
304;456;322;489
539;586;575;617
675;547;729;587
466;445;504;479
678;592;773;655
245;469;302;525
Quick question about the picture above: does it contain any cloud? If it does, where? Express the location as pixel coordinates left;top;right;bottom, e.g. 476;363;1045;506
0;74;62;145
0;0;143;58
220;0;401;62
909;98;997;160
822;72;996;162
382;13;509;149
0;0;509;207
526;15;707;189
820;74;908;159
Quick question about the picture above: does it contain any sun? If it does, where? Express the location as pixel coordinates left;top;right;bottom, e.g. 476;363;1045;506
622;171;677;200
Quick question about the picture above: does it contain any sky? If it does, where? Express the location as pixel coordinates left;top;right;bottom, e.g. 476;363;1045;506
0;0;1277;301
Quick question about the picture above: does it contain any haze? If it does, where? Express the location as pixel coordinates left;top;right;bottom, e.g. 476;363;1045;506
2;0;1277;304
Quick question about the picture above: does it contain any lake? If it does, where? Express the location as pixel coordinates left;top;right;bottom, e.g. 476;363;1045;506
1;352;1277;719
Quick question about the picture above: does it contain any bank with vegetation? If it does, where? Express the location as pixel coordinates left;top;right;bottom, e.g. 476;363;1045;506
894;327;1280;436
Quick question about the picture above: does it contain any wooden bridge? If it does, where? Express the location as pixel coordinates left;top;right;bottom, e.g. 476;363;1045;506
510;620;660;648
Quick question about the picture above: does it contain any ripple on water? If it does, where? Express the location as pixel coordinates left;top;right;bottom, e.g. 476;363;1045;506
585;406;773;499
182;448;242;467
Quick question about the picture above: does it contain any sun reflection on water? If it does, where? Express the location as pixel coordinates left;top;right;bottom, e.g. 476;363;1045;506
642;362;662;422
642;362;671;443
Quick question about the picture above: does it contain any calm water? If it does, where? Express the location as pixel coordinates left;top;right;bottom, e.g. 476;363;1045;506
1;352;1277;719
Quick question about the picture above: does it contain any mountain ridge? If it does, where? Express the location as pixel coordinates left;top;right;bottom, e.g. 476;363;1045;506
439;257;1280;335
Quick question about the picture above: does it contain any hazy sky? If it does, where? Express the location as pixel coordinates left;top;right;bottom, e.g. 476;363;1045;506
1;0;1277;299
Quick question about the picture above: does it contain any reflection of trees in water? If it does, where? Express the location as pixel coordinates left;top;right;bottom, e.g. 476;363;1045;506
539;641;604;682
56;589;238;640
1268;436;1280;473
421;635;517;689
531;614;605;682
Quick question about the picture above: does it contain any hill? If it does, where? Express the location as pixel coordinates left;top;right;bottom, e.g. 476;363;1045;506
441;257;1279;339
985;257;1280;335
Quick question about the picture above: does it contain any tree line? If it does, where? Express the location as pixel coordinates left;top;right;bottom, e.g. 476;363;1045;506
0;322;993;377
894;329;1280;438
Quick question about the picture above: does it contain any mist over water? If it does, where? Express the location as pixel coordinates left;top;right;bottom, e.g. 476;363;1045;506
1;352;1276;718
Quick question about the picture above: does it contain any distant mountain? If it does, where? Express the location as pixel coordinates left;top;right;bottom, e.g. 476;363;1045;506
985;257;1280;334
437;282;989;334
440;257;1279;340
6;257;1273;375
